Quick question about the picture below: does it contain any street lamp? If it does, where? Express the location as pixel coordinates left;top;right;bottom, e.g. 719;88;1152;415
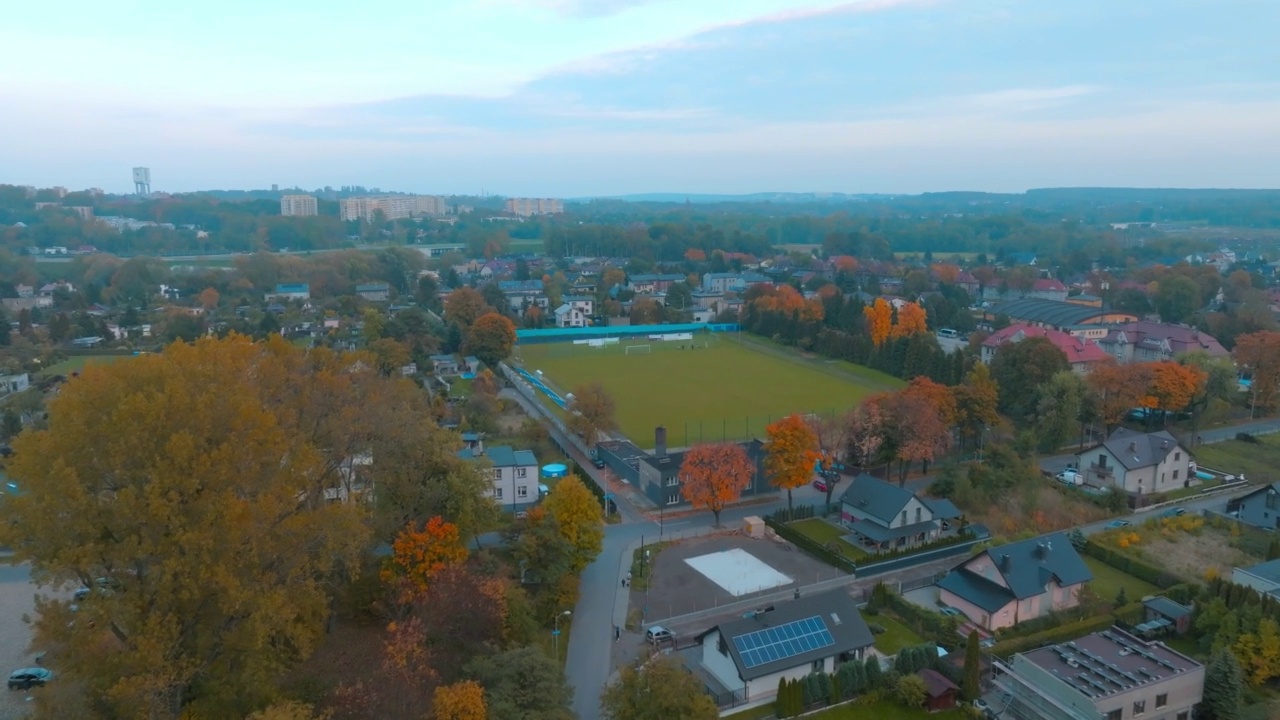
553;610;571;661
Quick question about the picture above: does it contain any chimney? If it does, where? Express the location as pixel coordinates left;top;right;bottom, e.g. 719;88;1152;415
1034;543;1047;559
1128;441;1137;453
655;426;667;457
1001;554;1011;572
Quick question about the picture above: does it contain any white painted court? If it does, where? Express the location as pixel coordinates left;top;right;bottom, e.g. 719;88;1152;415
684;548;794;596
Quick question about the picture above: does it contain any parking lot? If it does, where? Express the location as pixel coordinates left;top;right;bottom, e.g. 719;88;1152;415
0;561;40;719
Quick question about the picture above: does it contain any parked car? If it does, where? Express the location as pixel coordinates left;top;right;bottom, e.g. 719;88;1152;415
1055;469;1083;485
1106;519;1132;529
591;457;606;469
939;606;963;617
8;668;52;691
812;478;828;492
645;626;673;644
1161;507;1187;518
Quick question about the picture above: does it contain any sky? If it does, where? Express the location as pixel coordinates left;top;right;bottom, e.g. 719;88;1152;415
1;0;1278;196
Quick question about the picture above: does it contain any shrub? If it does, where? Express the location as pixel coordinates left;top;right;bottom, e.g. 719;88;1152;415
1082;540;1190;589
990;605;1142;658
893;674;928;708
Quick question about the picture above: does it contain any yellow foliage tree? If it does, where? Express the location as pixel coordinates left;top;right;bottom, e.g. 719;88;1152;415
764;414;821;513
891;302;928;338
432;680;488;720
863;298;893;347
543;475;604;572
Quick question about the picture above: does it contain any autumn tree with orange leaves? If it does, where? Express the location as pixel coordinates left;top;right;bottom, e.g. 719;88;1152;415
891;302;928;339
1236;331;1280;412
680;443;755;526
383;516;468;602
864;298;893;347
765;414;821;513
1145;362;1206;416
684;248;707;262
902;376;956;427
832;255;858;273
433;681;487;720
1087;362;1153;431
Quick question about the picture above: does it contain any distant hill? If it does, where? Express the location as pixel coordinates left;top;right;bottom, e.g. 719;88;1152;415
569;192;891;204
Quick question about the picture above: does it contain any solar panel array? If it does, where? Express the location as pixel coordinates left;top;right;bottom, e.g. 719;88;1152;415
732;616;834;669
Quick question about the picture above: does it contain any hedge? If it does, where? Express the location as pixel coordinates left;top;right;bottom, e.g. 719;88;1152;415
1081;540;1192;589
763;514;857;574
990;603;1143;658
870;583;959;647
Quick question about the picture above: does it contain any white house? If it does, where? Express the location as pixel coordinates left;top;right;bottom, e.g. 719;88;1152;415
1077;428;1193;496
839;474;961;551
0;373;31;396
695;590;873;704
458;444;539;512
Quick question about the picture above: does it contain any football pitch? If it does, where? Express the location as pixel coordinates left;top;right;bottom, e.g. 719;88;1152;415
515;335;902;449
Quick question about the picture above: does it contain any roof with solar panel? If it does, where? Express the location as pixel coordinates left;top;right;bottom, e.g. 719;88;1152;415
1021;627;1202;698
696;589;873;681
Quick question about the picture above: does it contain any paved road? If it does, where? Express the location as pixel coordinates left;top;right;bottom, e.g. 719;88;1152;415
0;562;40;720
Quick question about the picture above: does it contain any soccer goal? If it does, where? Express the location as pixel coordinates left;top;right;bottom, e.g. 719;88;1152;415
624;344;651;355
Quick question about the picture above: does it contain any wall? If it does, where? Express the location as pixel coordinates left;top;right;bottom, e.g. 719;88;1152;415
491;464;539;512
701;631;744;692
939;588;1014;631
1008;655;1105;720
1092;665;1204;720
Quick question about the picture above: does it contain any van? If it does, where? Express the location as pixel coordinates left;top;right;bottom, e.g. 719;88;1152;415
937;328;959;339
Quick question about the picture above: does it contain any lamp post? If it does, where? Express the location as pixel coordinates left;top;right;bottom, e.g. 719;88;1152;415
553;610;571;661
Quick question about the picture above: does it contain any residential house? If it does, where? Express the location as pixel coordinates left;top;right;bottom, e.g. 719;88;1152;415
461;356;481;373
695;590;873;705
917;669;959;712
1140;596;1194;636
1076;428;1193;496
691;289;724;310
322;453;373;504
265;283;311;302
980;323;1111;374
555;295;594;328
953;271;981;298
1029;278;1069;301
994;627;1203;720
1231;558;1280;597
457;444;539;511
570;274;598;294
2;286;53;311
1225;483;1280;531
498;280;548;313
0;373;31;395
1006;252;1038;266
838;474;962;551
1096;322;1229;364
429;354;460;375
628;273;685;294
937;532;1092;631
356;282;391;302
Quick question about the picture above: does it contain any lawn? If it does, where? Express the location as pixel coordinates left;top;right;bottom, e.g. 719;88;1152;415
1193;435;1280;484
1083;556;1160;602
38;354;127;377
516;335;901;448
790;519;870;561
861;610;924;655
726;699;967;720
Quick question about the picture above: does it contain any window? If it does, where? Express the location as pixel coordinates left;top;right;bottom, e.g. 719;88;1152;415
1174;452;1181;461
666;493;680;506
1155;694;1167;709
666;475;679;487
517;486;528;498
901;510;907;525
1173;469;1180;480
495;487;503;500
718;635;728;656
915;506;922;523
1176;712;1189;720
493;468;502;480
811;658;824;673
1133;699;1145;716
1105;710;1122;720
517;467;527;479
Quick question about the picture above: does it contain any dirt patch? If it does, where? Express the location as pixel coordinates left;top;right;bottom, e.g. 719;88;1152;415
495;404;528;435
1130;526;1256;579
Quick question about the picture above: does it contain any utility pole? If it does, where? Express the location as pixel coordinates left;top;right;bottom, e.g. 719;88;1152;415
553;610;571;661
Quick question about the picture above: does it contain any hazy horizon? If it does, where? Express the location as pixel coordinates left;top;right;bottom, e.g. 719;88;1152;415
3;0;1277;196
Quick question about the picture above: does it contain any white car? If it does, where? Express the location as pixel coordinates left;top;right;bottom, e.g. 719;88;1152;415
1055;469;1083;485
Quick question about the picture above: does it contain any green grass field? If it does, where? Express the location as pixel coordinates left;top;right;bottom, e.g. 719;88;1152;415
517;336;900;449
1083;556;1160;602
1193;434;1280;484
38;354;127;377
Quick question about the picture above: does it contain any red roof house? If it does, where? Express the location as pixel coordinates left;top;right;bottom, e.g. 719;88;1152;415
981;323;1111;373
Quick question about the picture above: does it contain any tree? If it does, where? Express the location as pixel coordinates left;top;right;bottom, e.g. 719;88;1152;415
198;287;220;311
1;408;21;441
1234;331;1280;413
543;475;604;572
1155;275;1200;324
524;304;545;329
1235;617;1280;686
863;298;893;347
902;376;956;428
444;287;490;329
382;516;468;603
629;298;662;325
246;701;330;720
1180;352;1237;440
600;655;718;720
1035;371;1087;452
368;337;411;375
464;312;517;367
869;390;951;484
466;646;574;720
433;680;487;720
765;414;821;512
893;673;927;708
845;402;884;469
680;443;754;526
1199;647;1244;720
0;335;372;718
954;363;999;450
891;302;928;338
1087;362;1153;431
990;336;1069;420
566;382;617;446
962;630;981;701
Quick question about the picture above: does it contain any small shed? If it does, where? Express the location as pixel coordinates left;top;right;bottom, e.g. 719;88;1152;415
743;516;765;538
1142;596;1193;635
917;668;959;712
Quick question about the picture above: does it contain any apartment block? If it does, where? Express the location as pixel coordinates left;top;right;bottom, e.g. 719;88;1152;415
280;194;318;217
505;197;563;216
340;195;447;222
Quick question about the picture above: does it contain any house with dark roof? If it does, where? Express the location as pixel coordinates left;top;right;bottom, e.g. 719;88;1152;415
356;282;390;302
457;444;539;512
695;589;873;703
1141;596;1193;636
998;627;1203;720
1076;428;1193;496
838;474;961;551
1231;558;1280;597
1096;321;1229;364
628;273;685;293
498;279;548;313
1225;483;1280;531
596;427;772;508
917;668;959;712
937;532;1092;631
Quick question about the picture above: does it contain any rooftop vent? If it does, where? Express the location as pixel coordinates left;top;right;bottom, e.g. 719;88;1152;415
830;612;842;625
1001;554;1012;572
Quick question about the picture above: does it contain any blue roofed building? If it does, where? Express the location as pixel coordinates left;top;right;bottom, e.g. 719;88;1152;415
265;283;311;301
458;444;539;512
838;474;962;551
498;279;548;313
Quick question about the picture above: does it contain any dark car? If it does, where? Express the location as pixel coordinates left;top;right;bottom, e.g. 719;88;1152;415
592;457;606;469
8;668;52;691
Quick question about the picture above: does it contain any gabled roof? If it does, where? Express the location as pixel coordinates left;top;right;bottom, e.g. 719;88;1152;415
498;280;544;292
1099;428;1182;470
922;497;962;520
987;299;1120;328
940;532;1091;609
1032;278;1067;292
839;474;915;525
982;323;1110;365
697;590;873;682
1101;321;1228;358
458;445;536;468
918;668;958;698
1236;558;1280;585
1142;596;1192;620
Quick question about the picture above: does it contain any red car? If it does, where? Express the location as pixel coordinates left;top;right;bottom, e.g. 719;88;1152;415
812;478;828;492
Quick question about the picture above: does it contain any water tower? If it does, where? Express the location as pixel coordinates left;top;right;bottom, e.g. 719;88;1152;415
132;167;151;195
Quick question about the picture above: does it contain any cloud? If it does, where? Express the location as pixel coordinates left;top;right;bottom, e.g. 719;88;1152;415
490;0;657;18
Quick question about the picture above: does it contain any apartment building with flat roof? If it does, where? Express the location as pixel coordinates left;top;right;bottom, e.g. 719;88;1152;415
340;195;448;222
280;194;318;217
505;197;563;216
